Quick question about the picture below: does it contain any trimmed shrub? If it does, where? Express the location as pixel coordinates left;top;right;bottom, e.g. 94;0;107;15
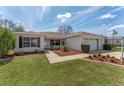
81;44;90;53
0;27;16;57
98;53;101;56
64;45;69;51
110;56;116;63
111;56;116;62
60;44;69;52
93;55;96;57
106;54;110;58
102;55;106;59
111;56;116;60
103;44;112;50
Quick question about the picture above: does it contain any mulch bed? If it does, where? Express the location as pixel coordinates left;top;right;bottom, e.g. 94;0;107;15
53;49;82;56
85;54;124;66
0;54;15;61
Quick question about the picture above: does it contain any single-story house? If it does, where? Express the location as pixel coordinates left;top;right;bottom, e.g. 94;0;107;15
14;31;105;53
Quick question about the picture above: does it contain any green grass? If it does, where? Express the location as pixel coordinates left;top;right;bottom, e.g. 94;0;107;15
0;54;124;85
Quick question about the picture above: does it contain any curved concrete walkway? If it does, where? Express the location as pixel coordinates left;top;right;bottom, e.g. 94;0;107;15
45;51;89;64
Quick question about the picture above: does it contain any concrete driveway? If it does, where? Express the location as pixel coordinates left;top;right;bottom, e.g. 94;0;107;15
103;51;122;59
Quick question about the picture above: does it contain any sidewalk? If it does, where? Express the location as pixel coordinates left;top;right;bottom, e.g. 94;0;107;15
45;51;89;64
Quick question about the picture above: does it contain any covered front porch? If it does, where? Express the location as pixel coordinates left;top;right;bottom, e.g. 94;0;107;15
44;38;65;50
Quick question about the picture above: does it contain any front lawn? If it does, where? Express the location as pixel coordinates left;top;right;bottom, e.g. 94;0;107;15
0;54;124;85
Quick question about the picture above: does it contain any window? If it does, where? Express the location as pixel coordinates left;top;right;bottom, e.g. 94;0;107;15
54;40;60;45
116;40;120;43
23;37;30;47
31;37;38;47
22;37;39;47
50;40;60;46
56;40;60;45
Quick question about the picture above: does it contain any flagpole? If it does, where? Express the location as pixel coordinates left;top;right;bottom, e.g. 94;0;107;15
112;30;114;49
121;40;123;62
112;30;114;48
121;37;124;62
112;29;118;48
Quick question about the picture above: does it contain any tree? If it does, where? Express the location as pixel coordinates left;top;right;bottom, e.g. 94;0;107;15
58;25;73;35
0;15;3;27
15;24;25;32
0;17;25;32
8;20;14;31
0;27;16;57
3;19;9;28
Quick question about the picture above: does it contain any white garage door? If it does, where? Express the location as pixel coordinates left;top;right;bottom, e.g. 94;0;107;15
85;39;98;51
89;40;97;50
65;36;82;51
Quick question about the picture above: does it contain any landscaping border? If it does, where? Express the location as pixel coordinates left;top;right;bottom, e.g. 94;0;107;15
15;51;44;56
82;57;124;68
53;49;82;56
0;57;14;61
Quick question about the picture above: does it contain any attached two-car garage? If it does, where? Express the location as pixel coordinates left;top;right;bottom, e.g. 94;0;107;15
65;32;105;51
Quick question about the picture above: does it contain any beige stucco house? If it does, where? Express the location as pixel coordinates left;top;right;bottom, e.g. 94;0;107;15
14;31;105;53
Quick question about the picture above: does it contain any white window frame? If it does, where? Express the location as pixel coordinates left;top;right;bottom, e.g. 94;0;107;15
31;37;38;47
22;37;31;48
22;37;39;48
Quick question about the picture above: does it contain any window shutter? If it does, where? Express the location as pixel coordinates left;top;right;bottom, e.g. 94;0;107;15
19;36;22;48
38;37;40;47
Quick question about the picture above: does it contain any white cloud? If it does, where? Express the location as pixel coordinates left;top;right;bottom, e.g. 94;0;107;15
68;7;104;26
108;24;124;30
57;12;72;23
102;24;106;26
75;7;103;14
110;6;124;13
16;6;50;31
41;27;58;32
99;13;117;19
106;31;113;36
39;6;50;21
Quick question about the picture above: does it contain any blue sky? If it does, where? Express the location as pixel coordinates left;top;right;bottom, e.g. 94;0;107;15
0;6;124;36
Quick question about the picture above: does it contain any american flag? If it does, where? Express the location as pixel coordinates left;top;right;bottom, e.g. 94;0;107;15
112;29;118;35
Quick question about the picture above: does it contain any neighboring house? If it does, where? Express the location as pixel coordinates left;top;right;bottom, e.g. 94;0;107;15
14;31;105;53
107;36;124;46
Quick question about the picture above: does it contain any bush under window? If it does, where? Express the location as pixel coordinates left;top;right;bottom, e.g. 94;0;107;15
103;44;112;50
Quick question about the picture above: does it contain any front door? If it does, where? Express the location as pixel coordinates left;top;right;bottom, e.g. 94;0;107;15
50;40;60;49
